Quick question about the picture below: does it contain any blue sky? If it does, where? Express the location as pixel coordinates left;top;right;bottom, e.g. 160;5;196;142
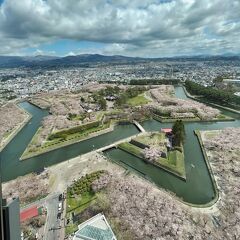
24;40;107;56
0;0;239;57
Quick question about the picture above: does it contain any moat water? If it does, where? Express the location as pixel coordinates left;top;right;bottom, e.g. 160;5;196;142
1;86;239;205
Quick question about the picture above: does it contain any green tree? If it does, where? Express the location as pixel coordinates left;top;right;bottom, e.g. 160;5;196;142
172;120;185;146
213;76;223;84
115;94;127;106
185;80;240;106
67;113;77;120
98;97;107;110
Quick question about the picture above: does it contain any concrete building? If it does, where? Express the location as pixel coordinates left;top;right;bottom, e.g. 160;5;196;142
0;178;4;240
2;198;21;240
0;166;21;240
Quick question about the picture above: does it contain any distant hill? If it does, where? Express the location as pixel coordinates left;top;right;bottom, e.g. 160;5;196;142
0;54;145;68
0;54;239;68
45;54;145;66
0;55;59;68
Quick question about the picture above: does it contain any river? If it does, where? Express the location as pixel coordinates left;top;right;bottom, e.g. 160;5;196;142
1;104;139;182
1;86;239;205
104;86;240;205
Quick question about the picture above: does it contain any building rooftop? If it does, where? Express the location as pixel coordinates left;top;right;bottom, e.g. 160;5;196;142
73;213;117;240
161;128;172;133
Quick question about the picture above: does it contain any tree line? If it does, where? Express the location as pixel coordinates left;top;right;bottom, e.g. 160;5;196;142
185;80;240;106
172;120;185;147
115;86;147;106
130;79;180;85
92;86;121;110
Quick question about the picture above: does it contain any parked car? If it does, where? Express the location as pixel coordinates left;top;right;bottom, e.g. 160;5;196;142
58;202;62;212
58;194;63;201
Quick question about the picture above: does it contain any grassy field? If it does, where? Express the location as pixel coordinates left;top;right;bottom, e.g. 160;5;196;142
134;132;165;146
118;142;143;157
166;151;177;165
126;94;150;106
67;192;95;213
65;171;104;235
65;192;97;235
215;114;234;121
43;123;109;147
21;122;111;160
155;150;185;178
118;133;186;179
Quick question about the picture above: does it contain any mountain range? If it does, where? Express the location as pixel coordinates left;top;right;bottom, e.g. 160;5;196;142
0;54;239;68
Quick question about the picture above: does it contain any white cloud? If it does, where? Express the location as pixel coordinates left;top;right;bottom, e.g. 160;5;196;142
66;51;76;57
0;0;239;56
33;49;56;56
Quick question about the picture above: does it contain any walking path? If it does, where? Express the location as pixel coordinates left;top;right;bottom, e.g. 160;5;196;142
96;132;145;152
133;120;146;133
95;121;146;152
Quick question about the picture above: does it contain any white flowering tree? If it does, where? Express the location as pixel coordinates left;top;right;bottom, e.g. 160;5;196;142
143;147;162;162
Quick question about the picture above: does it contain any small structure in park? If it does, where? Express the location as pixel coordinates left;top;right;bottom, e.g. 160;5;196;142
73;213;117;240
161;128;173;138
161;128;173;149
118;131;186;180
161;128;172;134
106;95;117;101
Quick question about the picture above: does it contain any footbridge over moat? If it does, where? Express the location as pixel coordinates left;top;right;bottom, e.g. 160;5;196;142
133;120;146;133
96;132;145;152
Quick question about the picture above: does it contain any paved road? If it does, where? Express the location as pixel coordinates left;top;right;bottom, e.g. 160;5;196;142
44;193;65;240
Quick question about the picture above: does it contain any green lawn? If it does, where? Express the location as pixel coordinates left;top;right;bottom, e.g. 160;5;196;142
155;149;185;178
134;132;165;146
65;192;96;235
118;142;143;158
67;191;96;214
21;122;111;159
126;94;150;106
118;137;186;179
167;151;177;165
68;113;87;121
215;114;234;121
44;123;109;147
65;171;104;235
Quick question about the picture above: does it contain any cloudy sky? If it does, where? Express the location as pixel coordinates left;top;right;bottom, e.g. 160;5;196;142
0;0;239;57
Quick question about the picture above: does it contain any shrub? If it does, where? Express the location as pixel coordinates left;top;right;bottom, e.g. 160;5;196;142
48;120;101;140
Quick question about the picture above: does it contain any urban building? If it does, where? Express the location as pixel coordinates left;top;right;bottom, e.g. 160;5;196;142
0;167;21;240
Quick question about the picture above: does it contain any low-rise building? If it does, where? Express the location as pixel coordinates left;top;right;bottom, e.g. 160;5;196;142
73;213;117;240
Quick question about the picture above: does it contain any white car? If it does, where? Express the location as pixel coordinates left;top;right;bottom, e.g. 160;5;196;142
58;202;62;211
